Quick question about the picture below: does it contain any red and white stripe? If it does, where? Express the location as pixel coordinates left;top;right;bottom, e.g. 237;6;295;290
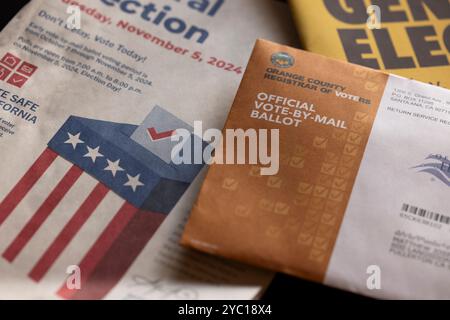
0;148;165;299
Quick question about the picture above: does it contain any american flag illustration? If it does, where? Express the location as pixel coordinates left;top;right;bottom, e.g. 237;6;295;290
0;107;204;299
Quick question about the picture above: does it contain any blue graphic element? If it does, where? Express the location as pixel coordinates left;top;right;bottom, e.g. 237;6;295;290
413;154;450;187
271;52;295;68
48;115;205;213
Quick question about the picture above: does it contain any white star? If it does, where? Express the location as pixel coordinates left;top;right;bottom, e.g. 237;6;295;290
104;159;124;177
65;132;84;149
124;174;144;192
83;146;104;163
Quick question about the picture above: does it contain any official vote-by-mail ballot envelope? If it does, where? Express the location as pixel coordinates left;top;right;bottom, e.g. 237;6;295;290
182;39;450;300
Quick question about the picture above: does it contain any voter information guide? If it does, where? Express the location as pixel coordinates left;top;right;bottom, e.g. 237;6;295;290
182;39;450;299
0;0;298;299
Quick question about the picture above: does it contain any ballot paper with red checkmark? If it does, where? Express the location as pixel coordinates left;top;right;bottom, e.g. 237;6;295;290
182;39;450;299
131;106;199;165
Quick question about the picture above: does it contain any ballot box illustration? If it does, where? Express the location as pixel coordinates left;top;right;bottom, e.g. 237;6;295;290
0;106;204;299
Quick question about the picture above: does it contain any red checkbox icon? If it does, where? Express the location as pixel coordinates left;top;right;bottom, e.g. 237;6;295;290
7;73;28;88
17;62;38;77
1;53;21;69
0;65;12;81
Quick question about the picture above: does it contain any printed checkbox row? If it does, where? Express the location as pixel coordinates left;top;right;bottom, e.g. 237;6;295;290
257;199;290;215
320;163;354;178
298;223;335;251
316;175;348;191
279;154;306;169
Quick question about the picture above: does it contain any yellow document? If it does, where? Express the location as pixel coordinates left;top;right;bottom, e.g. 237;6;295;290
289;0;450;88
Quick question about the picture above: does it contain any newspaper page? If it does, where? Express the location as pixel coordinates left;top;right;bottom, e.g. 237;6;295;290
0;0;297;299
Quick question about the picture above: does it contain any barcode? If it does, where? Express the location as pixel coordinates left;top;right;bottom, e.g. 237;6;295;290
401;204;450;225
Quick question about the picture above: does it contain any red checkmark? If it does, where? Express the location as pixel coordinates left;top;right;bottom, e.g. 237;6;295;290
147;127;175;141
7;73;28;88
